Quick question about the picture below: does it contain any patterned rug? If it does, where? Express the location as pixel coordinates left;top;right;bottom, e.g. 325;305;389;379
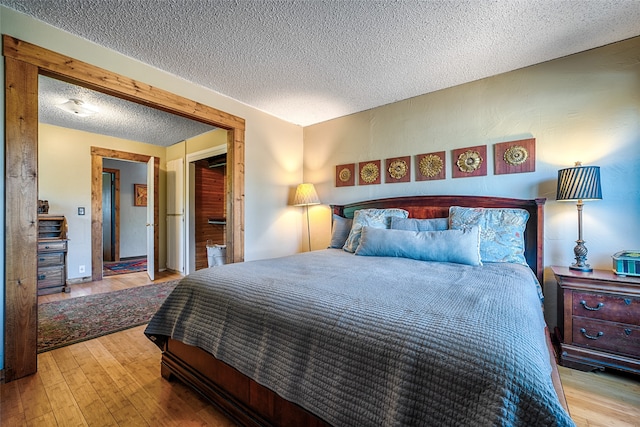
38;280;179;353
103;257;147;276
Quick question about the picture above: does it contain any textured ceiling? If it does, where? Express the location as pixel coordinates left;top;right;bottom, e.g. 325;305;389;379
4;0;640;134
39;76;217;146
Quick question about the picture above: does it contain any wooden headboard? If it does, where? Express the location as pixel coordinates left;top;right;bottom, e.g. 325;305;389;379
331;195;546;284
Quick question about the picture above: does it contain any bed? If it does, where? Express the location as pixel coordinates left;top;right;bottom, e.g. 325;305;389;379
145;195;574;426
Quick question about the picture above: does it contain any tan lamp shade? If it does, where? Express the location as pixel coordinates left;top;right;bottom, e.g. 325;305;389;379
293;183;320;206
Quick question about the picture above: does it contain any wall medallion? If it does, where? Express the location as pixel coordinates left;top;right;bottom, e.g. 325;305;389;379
416;151;446;181
359;160;381;185
385;156;411;183
335;163;355;187
457;150;483;173
494;138;536;175
452;145;487;178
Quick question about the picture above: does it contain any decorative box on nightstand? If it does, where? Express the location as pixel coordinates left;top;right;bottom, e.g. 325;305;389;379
552;266;640;374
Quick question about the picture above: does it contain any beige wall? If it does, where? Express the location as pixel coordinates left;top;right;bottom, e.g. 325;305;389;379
38;123;168;279
304;36;640;328
0;6;305;264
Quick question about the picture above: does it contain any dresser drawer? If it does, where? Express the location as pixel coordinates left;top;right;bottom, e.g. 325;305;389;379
38;252;65;267
572;291;639;325
38;240;67;252
37;265;65;289
572;317;640;358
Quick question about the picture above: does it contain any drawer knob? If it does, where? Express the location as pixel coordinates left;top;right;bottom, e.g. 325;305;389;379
580;300;604;311
625;329;632;336
625;299;631;305
38;274;46;280
580;328;603;340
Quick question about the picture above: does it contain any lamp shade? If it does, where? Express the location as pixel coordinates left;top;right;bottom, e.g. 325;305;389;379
293;183;320;206
556;164;602;201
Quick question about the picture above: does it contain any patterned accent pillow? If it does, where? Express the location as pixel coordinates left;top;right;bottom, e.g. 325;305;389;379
342;208;409;253
449;206;529;265
329;214;353;249
390;217;448;231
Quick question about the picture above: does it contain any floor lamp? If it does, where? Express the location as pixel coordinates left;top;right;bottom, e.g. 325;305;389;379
556;162;602;272
293;183;321;252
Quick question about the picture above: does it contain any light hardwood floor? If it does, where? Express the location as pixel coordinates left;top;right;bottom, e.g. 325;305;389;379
2;273;639;426
37;270;183;305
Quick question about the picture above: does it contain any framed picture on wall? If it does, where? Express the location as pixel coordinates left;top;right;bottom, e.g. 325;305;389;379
134;184;147;206
335;163;355;187
494;138;536;175
452;145;487;178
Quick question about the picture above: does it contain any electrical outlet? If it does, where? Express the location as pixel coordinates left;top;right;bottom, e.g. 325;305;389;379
79;265;85;274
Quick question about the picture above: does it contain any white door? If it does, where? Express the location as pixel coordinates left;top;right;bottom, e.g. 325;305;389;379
166;158;184;273
146;157;155;280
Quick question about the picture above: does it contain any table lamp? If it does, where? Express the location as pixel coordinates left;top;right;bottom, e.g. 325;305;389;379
556;162;602;272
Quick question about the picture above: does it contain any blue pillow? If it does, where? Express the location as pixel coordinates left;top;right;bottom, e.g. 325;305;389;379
449;206;529;265
329;214;353;248
390;217;448;231
342;208;409;253
355;226;482;266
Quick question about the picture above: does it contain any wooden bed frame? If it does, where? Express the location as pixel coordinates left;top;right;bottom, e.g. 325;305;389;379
159;195;567;426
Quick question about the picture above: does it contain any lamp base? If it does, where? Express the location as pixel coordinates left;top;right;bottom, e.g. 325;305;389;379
571;238;592;272
569;264;593;273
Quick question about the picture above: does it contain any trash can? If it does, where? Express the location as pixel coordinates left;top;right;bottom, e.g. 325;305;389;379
206;241;226;267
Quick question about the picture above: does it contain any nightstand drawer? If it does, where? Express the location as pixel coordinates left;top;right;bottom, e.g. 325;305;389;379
572;317;640;358
572;291;638;324
38;252;65;267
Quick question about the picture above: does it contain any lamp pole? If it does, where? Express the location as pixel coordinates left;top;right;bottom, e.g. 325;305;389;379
305;204;312;252
571;199;592;271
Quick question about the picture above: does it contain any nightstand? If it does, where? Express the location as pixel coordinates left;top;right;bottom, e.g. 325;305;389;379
552;266;640;374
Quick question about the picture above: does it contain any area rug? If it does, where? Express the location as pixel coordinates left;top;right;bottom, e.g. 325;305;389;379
103;257;147;276
38;280;179;353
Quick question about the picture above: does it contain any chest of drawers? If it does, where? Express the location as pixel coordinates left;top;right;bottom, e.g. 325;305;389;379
552;266;640;374
38;215;68;295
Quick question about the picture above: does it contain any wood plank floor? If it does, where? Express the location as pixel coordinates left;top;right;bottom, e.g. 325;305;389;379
38;270;183;305
2;272;639;426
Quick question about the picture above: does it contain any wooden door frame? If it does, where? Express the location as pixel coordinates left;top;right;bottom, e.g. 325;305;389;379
3;35;245;382
92;149;158;281
102;167;120;262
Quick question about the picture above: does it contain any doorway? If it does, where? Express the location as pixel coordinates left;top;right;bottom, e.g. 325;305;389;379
102;168;120;262
90;148;158;282
184;144;227;274
194;154;226;271
4;35;246;381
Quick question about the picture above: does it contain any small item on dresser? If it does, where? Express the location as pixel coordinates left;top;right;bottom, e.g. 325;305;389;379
612;250;640;277
38;199;50;214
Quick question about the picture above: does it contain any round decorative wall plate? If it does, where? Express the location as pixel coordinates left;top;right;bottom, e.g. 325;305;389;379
338;167;352;182
457;150;483;173
388;160;408;179
504;145;528;166
419;154;443;177
360;162;379;183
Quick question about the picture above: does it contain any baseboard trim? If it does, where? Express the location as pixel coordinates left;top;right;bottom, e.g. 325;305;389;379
66;276;92;285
